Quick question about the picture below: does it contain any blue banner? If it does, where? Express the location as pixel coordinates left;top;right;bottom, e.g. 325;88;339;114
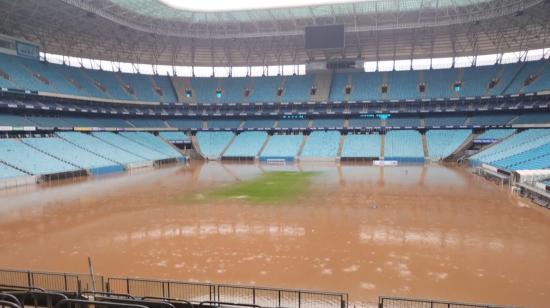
16;41;39;60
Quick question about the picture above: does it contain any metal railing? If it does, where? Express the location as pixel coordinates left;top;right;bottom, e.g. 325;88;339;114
378;296;520;308
0;269;103;293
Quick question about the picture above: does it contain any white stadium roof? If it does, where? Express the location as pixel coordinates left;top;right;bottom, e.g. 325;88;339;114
0;0;548;66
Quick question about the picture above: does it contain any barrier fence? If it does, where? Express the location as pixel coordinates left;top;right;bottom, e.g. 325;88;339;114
378;296;519;308
0;268;104;292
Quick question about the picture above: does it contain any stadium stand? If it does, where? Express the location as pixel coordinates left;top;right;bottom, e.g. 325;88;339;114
208;119;242;129
385;116;420;127
159;131;189;142
0;114;37;126
260;134;303;161
491;143;550;170
92;132;168;161
128;119;167;128
166;119;203;129
0;162;27;179
384;130;424;162
512;113;550;124
468;114;515;126
223;131;268;158
476;129;516;140
424;115;466;127
244;119;275;129
57;132;150;166
0;138;79;175
348;117;382;128
119;132;184;159
469;129;550;168
281;75;314;102
341;133;381;159
21;137;123;174
426;130;472;160
277;119;309;129
195;131;234;158
311;118;344;128
301;131;340;159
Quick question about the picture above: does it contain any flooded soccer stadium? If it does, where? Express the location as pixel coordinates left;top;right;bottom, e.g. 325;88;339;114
0;162;549;308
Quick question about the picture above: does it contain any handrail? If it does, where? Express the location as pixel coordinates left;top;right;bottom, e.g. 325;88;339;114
198;301;261;308
0;300;21;308
80;291;135;299
0;293;23;308
141;296;195;308
54;299;149;308
96;297;177;308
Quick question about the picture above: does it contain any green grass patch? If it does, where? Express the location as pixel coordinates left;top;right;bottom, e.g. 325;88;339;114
181;171;315;204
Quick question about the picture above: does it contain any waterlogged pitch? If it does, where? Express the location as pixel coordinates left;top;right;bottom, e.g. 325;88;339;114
191;171;315;203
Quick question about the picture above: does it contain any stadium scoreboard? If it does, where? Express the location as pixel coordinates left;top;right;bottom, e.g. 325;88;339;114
305;24;345;50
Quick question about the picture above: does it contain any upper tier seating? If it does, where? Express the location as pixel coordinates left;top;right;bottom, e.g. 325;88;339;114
128;119;167;128
477;129;515;140
470;129;550;165
22;137;118;170
424;115;466;127
341;133;381;158
281;75;314;102
120;132;183;158
0;162;27;179
301;131;340;158
0;138;78;175
196;131;234;158
512;113;550;125
260;134;303;159
311;118;344;128
208;119;242;129
159;131;189;142
166;119;204;129
468;114;515;126
384;130;424;161
247;76;282;102
426;130;471;159
57;132;146;164
277;119;308;129
385;116;420;127
244;119;275;129
92;132;168;161
0;114;36;126
223;132;268;158
348;117;382;128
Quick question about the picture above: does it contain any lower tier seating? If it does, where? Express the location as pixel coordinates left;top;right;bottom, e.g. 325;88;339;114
223;131;268;158
0;162;27;179
426;130;471;159
120;132;183;159
341;134;381;158
260;134;303;160
384;130;424;162
301;131;341;158
196;131;234;158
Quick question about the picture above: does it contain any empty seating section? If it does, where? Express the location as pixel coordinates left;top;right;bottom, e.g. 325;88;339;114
196;131;234;158
277;119;308;129
492;143;550;170
244;119;274;129
384;130;424;161
426;130;471;159
0;163;27;179
386;116;419;127
477;129;515;140
120;132;183;158
329;73;348;101
301;131;340;158
470;129;550;166
260;134;303;159
282;75;313;101
386;70;419;100
247;76;282;102
0;138;78;175
512;113;550;124
58;132;145;164
0;114;35;126
159;131;189;142
223;132;267;158
22;137;118;170
348;117;382;128
128;119;167;128
341;134;381;158
1;51;550;104
424;69;458;98
468;114;514;126
208;119;241;129
152;76;177;102
92;132;167;161
424;115;466;127
311;118;344;128
166;119;203;129
461;65;499;97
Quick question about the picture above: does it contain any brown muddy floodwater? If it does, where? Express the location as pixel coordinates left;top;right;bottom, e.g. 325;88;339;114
0;162;549;307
